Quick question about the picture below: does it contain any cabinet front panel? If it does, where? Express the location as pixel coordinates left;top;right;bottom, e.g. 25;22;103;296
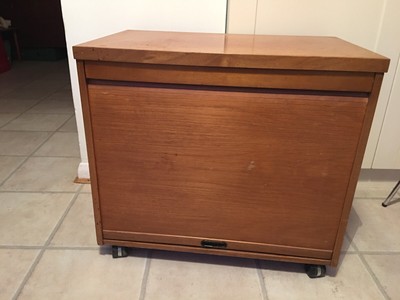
88;83;366;253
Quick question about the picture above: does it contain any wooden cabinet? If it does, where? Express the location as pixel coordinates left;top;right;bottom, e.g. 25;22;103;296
73;30;389;274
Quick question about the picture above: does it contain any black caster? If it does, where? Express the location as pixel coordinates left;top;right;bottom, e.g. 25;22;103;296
112;246;129;258
305;264;326;278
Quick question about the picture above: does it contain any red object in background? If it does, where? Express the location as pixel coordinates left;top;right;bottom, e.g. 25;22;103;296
0;36;11;73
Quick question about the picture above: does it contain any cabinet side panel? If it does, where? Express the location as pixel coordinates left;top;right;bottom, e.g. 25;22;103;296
76;61;104;245
331;74;384;266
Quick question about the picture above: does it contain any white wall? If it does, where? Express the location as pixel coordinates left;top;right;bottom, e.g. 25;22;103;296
229;0;384;49
60;0;227;178
371;0;400;168
227;0;400;169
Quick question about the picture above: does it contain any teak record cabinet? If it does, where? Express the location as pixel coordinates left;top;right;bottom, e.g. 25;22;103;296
74;30;389;277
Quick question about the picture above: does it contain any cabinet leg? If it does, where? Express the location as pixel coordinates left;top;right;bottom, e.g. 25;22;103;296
112;246;129;258
305;264;326;278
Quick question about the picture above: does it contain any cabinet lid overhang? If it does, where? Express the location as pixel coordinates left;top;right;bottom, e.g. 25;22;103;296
73;30;390;73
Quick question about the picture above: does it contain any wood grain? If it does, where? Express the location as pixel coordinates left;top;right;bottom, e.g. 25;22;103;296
88;83;366;256
73;30;389;72
330;73;385;266
84;62;375;92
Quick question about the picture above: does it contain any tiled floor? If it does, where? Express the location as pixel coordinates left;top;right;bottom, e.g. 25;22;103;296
1;61;400;300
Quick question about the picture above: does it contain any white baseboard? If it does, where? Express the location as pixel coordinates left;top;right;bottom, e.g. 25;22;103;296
77;162;90;180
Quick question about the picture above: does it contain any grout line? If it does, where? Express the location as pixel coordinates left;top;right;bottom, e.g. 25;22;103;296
342;250;358;254
0;155;80;159
0;245;42;250
0;245;100;251
0;128;74;133
31;155;81;159
0;191;79;194
11;185;83;300
46;246;101;251
0;84;70;130
2;68;63;93
0;156;26;179
22;112;74;115
359;251;400;255
353;197;388;200
348;236;390;300
1;83;48;101
0;114;76;187
346;232;400;255
0;156;37;188
255;260;269;300
139;251;152;300
0;156;79;160
0;113;23;130
10;250;43;300
358;254;390;300
344;232;358;254
253;0;259;34
224;0;229;33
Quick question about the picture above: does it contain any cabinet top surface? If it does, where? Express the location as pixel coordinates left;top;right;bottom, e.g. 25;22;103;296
73;30;389;72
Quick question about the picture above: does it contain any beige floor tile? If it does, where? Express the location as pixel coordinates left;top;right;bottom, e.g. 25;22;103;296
0;157;80;192
63;83;72;91
0;249;39;300
0;99;41;113
355;181;398;198
347;199;400;251
81;183;92;193
25;79;67;93
19;249;146;300
341;235;354;252
145;251;263;300
45;90;73;102
0;131;51;155
57;116;77;132
27;99;74;114
33;132;80;157
355;170;400;198
0;192;73;245
0;156;25;183
260;254;384;300
50;193;97;247
0;84;24;98
0;113;19;127
4;86;55;101
1;113;71;131
364;254;400;299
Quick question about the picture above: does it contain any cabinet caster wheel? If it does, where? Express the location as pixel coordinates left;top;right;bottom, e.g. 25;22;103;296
305;264;326;278
112;246;129;258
